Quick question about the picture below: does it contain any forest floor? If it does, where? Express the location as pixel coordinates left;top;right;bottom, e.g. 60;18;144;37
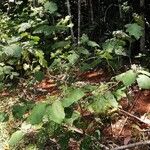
0;69;150;150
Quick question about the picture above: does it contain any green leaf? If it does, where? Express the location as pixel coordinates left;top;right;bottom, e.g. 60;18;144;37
0;66;4;81
103;38;126;56
33;25;67;36
137;75;150;89
52;41;71;49
27;103;47;125
35;50;47;67
88;92;118;114
9;130;25;147
67;52;79;65
62;88;85;107
12;105;27;119
47;101;65;124
18;22;31;33
116;70;137;86
0;112;9;122
33;25;55;36
137;70;150;77
88;96;107;113
125;23;143;40
113;87;126;101
3;44;22;58
78;47;90;55
44;1;58;14
0;82;4;90
34;71;44;82
81;34;89;43
105;92;118;108
3;66;13;74
81;34;99;47
87;41;99;47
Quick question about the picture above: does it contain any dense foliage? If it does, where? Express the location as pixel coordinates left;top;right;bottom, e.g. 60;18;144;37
0;0;150;149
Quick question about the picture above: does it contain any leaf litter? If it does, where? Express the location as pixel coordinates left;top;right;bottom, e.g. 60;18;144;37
0;69;150;149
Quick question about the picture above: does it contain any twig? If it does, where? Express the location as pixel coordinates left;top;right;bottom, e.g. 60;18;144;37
114;92;142;138
112;140;150;150
117;117;128;138
66;0;76;44
118;109;150;126
63;124;84;134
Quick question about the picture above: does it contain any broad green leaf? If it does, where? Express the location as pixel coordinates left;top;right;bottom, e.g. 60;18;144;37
81;34;89;43
81;34;99;47
52;41;71;49
67;52;79;65
100;51;113;60
35;50;47;67
103;38;126;56
78;47;90;55
47;101;65;124
0;51;6;62
88;96;107;113
105;92;118;108
87;41;99;47
137;70;150;77
33;25;55;36
34;71;44;82
3;44;22;58
88;92;118;114
30;36;40;43
0;112;9;122
125;23;143;40
0;66;4;81
3;66;13;74
9;130;25;147
27;103;47;125
137;74;150;89
44;1;58;14
116;70;137;86
80;63;92;71
80;58;101;71
18;22;31;33
33;25;67;36
62;88;85;107
12;105;27;119
113;87;126;101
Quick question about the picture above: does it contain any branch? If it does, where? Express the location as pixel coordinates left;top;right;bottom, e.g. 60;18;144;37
112;140;150;150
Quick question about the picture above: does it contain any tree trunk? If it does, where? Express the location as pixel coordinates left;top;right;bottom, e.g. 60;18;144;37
140;0;145;52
